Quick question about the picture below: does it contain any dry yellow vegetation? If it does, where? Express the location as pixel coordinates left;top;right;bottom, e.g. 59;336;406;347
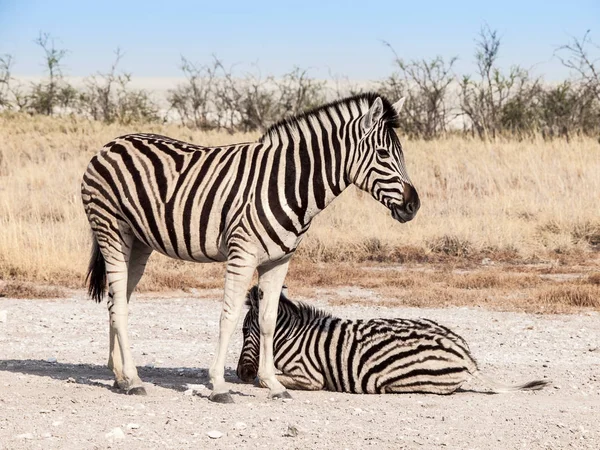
0;113;598;310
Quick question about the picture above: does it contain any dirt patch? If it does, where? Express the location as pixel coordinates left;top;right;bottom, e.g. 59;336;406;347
1;292;599;449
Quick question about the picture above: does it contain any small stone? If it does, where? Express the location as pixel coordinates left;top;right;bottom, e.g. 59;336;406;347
66;377;76;383
206;430;223;439
105;427;125;440
0;310;7;323
284;425;299;437
17;433;34;440
234;422;247;430
46;357;57;364
127;423;140;430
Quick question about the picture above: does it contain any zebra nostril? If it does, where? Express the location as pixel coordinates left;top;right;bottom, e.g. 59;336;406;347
406;202;416;214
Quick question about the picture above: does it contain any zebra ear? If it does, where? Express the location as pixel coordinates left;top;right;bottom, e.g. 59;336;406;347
392;97;406;115
246;285;262;309
362;97;384;132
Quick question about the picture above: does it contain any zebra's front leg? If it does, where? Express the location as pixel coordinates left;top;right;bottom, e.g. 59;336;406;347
208;259;255;403
257;259;292;400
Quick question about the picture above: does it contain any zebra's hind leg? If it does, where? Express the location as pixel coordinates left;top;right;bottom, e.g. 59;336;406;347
104;229;146;394
276;373;324;391
208;255;256;403
257;259;292;400
108;239;152;393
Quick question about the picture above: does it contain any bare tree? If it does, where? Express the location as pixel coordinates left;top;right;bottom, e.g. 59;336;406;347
0;54;14;109
27;32;74;115
80;48;159;124
380;42;457;139
167;56;220;129
458;25;536;139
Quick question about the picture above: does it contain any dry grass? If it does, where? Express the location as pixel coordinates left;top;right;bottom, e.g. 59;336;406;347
0;113;599;312
0;280;67;299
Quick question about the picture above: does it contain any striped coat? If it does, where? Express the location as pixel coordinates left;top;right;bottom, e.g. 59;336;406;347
237;287;550;394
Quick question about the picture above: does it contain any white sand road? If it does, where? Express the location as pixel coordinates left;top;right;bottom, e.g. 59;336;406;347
0;292;599;449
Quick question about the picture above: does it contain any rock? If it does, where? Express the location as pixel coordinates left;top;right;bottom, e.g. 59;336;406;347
0;310;7;323
66;377;76;383
45;357;57;364
16;433;34;440
127;423;140;430
233;422;247;430
105;427;125;440
206;430;223;439
283;425;299;437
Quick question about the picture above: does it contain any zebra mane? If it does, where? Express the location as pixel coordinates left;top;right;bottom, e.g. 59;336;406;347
245;285;334;322
279;294;334;322
259;92;401;144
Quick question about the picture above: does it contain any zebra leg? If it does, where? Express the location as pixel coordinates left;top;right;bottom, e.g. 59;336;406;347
104;229;145;394
208;259;255;403
108;239;152;392
257;259;292;400
276;374;324;391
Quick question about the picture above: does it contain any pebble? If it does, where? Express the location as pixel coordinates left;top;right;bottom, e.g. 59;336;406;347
284;425;300;437
0;310;7;323
105;427;125;440
16;433;34;440
233;422;247;430
206;430;223;439
46;357;57;364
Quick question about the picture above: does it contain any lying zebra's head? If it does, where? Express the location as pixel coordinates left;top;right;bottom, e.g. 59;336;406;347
351;95;420;223
236;285;330;382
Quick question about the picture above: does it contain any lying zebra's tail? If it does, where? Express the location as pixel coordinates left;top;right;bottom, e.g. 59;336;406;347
471;370;550;393
86;237;106;303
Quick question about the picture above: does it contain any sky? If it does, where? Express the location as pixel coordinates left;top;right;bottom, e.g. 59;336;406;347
0;0;598;82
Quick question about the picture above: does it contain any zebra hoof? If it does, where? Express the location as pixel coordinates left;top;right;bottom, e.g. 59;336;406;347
270;390;292;400
209;392;234;404
127;386;147;396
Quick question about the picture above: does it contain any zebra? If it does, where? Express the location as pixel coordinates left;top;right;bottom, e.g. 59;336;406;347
81;92;420;403
237;286;550;394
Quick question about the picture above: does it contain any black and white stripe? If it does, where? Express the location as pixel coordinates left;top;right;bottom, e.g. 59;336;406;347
237;286;550;394
81;93;420;401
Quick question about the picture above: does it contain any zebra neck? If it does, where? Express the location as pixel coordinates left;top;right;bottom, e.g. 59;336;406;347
262;123;354;227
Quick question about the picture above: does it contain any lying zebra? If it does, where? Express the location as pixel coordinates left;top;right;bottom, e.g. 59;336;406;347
237;286;550;394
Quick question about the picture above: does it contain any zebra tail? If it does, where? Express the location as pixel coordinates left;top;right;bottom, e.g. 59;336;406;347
471;370;551;393
86;237;106;303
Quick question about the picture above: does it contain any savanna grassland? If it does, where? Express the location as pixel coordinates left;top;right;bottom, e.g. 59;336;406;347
0;113;598;312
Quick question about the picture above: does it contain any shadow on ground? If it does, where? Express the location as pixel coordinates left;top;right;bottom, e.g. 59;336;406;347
0;359;248;396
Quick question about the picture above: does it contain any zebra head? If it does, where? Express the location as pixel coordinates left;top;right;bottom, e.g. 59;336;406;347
350;95;420;223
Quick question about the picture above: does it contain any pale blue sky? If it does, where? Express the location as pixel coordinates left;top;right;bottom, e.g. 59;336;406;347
0;0;598;81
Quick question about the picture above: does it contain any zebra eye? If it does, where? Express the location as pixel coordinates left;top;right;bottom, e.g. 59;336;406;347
376;148;390;158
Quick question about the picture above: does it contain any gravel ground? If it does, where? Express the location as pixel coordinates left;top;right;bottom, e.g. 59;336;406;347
1;291;599;449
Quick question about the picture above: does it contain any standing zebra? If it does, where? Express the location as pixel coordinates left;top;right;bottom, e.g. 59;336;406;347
81;93;420;403
237;286;550;394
